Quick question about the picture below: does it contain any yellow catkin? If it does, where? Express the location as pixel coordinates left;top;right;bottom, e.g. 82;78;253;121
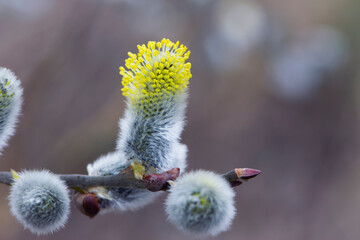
119;38;192;108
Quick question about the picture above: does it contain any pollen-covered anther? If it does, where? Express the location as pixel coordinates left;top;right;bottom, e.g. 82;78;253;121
119;38;192;108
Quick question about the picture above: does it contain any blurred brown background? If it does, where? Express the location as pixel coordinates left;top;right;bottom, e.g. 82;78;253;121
0;0;359;239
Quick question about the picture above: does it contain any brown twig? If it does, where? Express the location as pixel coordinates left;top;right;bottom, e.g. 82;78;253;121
0;167;261;191
0;167;260;218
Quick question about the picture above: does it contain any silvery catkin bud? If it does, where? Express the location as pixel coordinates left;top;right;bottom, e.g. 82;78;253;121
165;170;236;236
0;67;23;153
117;38;191;171
9;170;70;235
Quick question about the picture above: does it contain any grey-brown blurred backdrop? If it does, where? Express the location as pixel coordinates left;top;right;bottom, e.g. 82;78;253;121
0;0;359;239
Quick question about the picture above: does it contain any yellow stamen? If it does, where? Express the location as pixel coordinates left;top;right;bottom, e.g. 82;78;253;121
119;38;192;110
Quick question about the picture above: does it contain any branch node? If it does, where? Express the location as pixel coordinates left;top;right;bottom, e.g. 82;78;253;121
143;168;180;192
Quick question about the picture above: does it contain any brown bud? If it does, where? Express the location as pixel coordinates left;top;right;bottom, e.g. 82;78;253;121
223;168;261;187
74;192;100;218
235;168;261;181
143;168;180;192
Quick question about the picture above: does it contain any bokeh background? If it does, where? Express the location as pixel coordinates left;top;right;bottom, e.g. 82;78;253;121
0;0;359;239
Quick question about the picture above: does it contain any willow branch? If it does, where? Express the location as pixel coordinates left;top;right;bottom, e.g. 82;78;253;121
0;167;260;191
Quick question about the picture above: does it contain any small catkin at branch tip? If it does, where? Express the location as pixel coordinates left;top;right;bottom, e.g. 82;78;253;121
165;170;236;236
9;170;70;235
164;168;261;237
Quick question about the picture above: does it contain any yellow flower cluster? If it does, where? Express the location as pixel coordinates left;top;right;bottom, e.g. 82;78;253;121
119;38;191;108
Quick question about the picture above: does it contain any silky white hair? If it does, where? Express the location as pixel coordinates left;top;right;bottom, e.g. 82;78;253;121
8;170;70;235
0;67;23;153
165;170;236;236
88;65;189;212
116;93;188;171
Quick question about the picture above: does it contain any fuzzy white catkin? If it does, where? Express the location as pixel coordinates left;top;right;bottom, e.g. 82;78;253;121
0;67;23;153
165;170;236;236
87;39;190;212
88;100;188;212
9;170;70;235
116;94;188;171
116;39;191;172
